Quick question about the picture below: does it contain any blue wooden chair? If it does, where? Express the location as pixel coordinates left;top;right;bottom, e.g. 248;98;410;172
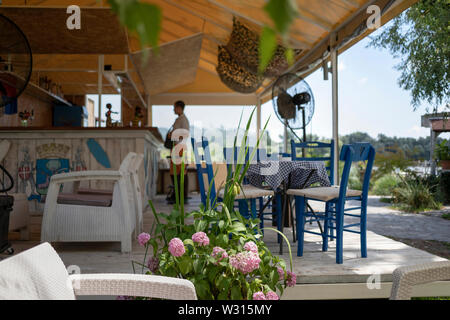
287;143;375;264
191;137;217;209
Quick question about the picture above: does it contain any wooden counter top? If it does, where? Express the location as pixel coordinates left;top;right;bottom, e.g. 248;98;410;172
0;126;164;142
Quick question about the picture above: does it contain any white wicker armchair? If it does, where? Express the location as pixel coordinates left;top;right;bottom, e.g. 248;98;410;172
41;153;142;253
390;261;450;300
0;243;197;300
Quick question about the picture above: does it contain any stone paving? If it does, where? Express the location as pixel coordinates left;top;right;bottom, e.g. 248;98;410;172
350;197;450;242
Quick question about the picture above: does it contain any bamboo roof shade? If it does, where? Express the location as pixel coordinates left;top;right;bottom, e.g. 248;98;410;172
0;0;419;106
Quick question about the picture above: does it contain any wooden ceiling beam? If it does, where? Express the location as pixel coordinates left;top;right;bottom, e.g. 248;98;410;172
162;0;229;32
338;0;360;9
162;15;226;46
209;0;331;32
206;0;311;49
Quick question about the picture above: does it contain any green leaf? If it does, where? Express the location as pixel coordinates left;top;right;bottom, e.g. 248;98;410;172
108;0;161;52
285;47;295;66
207;267;220;283
195;279;211;299
193;259;204;274
218;291;229;300
195;219;208;232
178;257;193;275
218;234;229;246
263;0;298;35
259;26;278;73
230;285;243;300
229;222;247;233
183;239;194;248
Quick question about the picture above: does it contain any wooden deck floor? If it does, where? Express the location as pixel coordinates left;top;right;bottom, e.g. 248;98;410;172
3;194;448;299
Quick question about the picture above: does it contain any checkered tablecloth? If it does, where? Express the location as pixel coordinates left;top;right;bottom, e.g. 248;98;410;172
247;160;331;191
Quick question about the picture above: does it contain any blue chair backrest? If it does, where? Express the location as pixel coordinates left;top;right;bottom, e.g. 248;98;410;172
291;140;335;185
191;137;217;207
338;143;376;201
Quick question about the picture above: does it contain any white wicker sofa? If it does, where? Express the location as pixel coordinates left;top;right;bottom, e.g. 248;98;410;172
41;153;143;253
0;243;197;300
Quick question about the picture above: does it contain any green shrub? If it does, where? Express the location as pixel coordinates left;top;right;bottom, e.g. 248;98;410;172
392;174;441;213
435;139;450;161
373;174;401;196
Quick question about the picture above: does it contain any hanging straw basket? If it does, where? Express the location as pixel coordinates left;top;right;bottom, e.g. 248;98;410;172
216;46;263;94
225;18;302;78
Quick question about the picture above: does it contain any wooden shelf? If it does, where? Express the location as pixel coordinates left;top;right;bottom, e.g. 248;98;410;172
2;71;71;106
24;81;71;106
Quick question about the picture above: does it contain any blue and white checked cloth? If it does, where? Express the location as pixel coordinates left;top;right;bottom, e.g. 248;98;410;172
247;160;331;191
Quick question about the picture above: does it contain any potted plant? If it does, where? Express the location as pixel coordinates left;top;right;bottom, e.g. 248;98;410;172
435;139;450;170
125;110;295;300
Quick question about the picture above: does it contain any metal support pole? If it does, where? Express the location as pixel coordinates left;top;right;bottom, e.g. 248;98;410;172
256;97;261;138
430;129;440;176
98;55;104;127
284;120;289;154
147;95;152;127
331;48;339;184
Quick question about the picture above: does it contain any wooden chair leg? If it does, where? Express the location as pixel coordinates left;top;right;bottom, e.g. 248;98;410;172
322;202;330;252
295;196;306;257
329;202;335;241
250;199;257;219
238;200;249;219
276;193;282;244
361;205;367;258
335;205;344;264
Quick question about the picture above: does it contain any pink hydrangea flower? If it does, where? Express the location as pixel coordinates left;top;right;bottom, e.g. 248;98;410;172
168;238;185;257
229;251;261;274
212;246;228;262
266;291;279;300
192;232;210;246
252;291;266;300
137;232;151;246
286;271;297;287
243;241;258;253
277;267;285;280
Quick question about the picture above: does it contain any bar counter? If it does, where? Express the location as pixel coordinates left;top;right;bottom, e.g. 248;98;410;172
0;126;163;205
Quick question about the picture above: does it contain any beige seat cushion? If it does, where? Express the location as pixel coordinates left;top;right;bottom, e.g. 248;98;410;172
286;186;362;202
76;187;113;196
56;193;113;207
218;184;274;200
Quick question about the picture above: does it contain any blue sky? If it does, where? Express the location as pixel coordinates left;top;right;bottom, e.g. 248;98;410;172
89;22;446;142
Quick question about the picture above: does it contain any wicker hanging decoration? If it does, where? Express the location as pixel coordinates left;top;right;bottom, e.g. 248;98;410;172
216;45;264;93
225;18;301;78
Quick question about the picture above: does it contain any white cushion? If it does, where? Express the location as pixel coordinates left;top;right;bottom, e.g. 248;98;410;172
0;243;75;300
218;184;274;199
286;186;362;202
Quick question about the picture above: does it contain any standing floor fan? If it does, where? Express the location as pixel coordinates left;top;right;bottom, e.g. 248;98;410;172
0;13;32;109
272;73;315;153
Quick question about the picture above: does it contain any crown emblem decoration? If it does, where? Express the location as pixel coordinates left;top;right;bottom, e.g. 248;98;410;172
36;143;70;159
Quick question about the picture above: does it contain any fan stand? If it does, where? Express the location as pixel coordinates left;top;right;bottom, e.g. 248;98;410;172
300;106;307;157
283;106;307;157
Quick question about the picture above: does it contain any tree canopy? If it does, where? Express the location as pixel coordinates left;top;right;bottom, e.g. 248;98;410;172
369;0;450;112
